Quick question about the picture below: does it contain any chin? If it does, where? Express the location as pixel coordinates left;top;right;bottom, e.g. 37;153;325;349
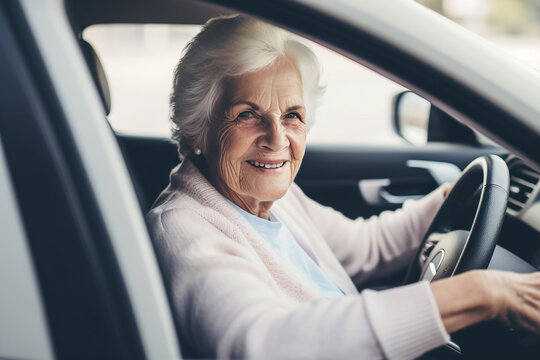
253;187;289;202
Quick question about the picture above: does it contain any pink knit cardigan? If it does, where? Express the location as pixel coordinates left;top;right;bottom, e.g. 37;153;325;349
147;159;450;359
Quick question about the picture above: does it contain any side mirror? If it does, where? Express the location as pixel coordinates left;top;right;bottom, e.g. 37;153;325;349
393;91;430;145
393;91;479;146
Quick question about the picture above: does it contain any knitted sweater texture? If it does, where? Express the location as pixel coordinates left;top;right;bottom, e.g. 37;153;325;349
147;159;450;359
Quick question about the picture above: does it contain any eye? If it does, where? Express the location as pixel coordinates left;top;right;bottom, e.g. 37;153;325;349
284;112;302;121
238;111;253;118
236;111;259;121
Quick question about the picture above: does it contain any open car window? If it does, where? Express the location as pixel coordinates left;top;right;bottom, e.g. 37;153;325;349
84;24;407;146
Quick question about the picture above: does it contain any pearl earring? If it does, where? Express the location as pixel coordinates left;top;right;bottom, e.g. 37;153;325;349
194;148;202;155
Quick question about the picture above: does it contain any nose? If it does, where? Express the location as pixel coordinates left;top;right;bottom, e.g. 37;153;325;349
258;117;289;152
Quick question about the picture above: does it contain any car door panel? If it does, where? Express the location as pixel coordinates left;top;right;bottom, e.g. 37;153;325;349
296;144;507;219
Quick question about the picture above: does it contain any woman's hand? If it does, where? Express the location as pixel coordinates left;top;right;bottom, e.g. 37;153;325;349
431;270;540;334
490;270;540;333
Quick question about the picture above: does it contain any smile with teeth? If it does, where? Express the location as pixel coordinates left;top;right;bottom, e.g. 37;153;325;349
247;160;286;169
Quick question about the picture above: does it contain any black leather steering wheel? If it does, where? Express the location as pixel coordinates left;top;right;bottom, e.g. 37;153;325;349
404;155;509;284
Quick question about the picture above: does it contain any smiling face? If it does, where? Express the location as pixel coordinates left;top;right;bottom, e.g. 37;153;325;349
204;59;307;218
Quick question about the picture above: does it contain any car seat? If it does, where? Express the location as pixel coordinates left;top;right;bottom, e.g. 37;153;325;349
79;38;151;210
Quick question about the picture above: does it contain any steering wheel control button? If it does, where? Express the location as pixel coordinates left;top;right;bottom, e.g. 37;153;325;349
421;250;445;282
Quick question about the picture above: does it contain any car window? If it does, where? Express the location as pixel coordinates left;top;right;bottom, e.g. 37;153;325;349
85;1;540;149
84;24;407;146
410;1;540;147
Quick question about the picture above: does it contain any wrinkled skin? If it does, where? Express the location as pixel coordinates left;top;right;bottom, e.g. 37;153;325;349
483;271;540;333
204;59;307;219
432;270;540;336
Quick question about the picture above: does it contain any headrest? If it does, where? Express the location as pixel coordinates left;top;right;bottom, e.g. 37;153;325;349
80;39;111;115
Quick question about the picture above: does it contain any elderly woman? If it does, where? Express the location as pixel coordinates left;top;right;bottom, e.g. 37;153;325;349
147;15;540;359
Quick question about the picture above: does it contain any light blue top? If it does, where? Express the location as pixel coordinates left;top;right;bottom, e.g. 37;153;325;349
227;200;344;298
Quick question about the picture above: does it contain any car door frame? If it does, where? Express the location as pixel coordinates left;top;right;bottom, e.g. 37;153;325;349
2;0;181;359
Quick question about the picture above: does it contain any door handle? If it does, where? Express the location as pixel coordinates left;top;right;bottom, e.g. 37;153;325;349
379;188;424;204
358;178;424;205
358;160;461;206
406;160;461;185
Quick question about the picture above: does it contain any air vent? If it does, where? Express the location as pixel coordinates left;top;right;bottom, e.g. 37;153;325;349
507;159;540;215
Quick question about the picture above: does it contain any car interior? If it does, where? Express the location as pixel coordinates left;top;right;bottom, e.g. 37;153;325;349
5;0;539;358
77;0;540;351
82;9;540;360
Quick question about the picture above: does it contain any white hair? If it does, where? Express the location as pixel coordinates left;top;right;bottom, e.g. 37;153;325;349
170;15;325;158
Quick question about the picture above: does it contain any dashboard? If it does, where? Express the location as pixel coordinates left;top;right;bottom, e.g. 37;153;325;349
498;155;540;269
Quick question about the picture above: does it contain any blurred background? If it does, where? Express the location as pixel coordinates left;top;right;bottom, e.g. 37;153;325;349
84;0;540;146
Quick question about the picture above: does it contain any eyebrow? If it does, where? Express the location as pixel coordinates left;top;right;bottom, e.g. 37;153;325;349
229;100;306;113
285;105;306;113
229;100;260;110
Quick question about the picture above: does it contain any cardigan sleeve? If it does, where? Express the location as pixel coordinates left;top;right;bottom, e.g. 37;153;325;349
148;206;449;360
286;184;446;285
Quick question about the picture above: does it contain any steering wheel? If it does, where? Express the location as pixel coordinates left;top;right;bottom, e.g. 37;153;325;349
404;155;509;284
